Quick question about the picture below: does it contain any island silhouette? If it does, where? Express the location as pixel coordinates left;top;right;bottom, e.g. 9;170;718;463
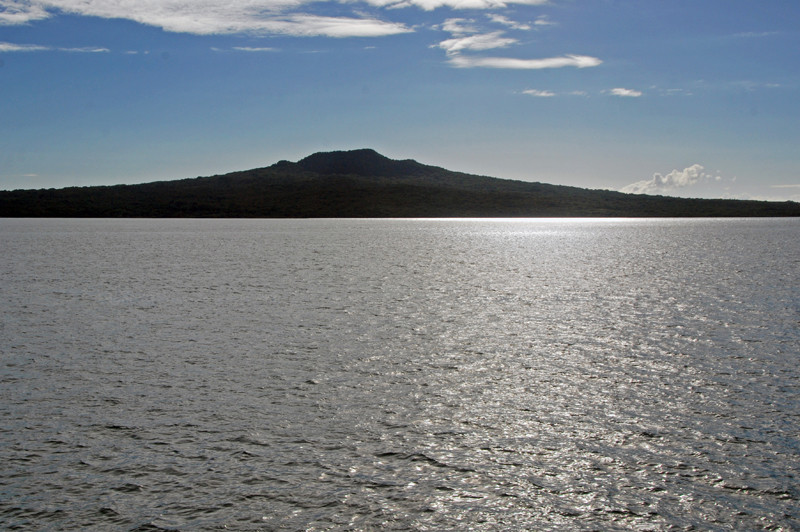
2;149;798;217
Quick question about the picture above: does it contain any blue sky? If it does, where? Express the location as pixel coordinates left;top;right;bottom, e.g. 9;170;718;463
1;0;798;200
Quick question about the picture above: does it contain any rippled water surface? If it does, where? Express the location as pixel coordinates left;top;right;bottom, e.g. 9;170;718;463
1;218;799;530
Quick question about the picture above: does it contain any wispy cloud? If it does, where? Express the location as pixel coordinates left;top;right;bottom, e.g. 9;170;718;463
61;46;110;52
449;53;601;69
0;1;50;25
365;0;548;9
434;12;600;71
0;0;545;37
212;46;279;52
770;184;800;189
438;18;478;36
0;41;108;52
437;31;517;54
521;88;591;97
487;14;530;31
657;87;692;96
232;46;279;52
0;1;413;37
4;1;601;69
731;80;782;92
621;164;722;195
258;14;411;37
607;87;642;97
733;31;779;38
0;41;50;52
521;89;555;97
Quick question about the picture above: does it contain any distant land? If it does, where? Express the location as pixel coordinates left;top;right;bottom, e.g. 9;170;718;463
1;149;798;217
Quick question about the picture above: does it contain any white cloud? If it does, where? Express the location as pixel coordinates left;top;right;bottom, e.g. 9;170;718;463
0;41;50;52
0;1;49;25
448;53;601;69
0;0;412;37
608;87;642;97
3;0;300;31
365;0;548;9
213;46;279;52
232;46;279;52
1;0;546;37
533;14;555;26
520;89;593;97
437;31;517;54
61;46;110;52
621;164;723;195
0;41;108;52
439;18;478;36
487;13;530;30
522;89;554;97
261;14;411;37
435;14;595;70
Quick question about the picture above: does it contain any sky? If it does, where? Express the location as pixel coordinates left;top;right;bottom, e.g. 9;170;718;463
1;0;799;200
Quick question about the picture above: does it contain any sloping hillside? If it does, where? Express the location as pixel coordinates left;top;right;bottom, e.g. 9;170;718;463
1;149;798;217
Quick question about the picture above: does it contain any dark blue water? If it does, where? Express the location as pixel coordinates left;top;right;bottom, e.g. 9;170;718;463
1;218;798;530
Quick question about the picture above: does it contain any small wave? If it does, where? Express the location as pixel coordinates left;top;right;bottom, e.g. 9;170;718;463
374;451;476;472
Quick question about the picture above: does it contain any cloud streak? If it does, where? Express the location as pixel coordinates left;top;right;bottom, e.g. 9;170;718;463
522;89;555;97
436;31;517;54
232;46;279;52
487;14;530;30
0;41;50;52
608;87;642;97
448;53;601;69
364;0;548;9
433;14;601;71
438;18;478;35
0;41;108;52
0;0;412;37
260;14;411;37
621;164;721;195
0;0;547;38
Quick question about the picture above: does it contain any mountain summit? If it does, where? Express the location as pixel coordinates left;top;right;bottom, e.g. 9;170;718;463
1;149;798;217
295;149;428;178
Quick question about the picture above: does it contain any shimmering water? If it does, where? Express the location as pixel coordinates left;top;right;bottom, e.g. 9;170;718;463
1;218;798;531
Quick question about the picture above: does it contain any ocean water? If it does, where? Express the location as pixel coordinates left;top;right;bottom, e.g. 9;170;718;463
1;217;798;531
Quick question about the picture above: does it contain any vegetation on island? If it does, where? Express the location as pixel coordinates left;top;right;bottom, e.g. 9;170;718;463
1;149;798;217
